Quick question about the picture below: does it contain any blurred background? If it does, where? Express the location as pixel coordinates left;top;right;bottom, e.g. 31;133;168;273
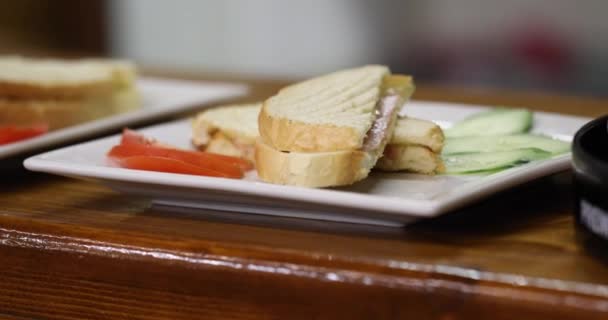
0;0;606;96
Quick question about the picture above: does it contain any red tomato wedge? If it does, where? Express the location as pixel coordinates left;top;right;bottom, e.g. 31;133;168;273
112;156;233;178
106;129;253;179
0;124;48;145
117;129;253;171
108;144;244;178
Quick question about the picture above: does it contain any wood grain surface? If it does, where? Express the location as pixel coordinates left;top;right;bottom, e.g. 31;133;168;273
1;72;608;319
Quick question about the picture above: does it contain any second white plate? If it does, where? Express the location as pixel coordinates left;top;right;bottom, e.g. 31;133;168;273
0;77;247;160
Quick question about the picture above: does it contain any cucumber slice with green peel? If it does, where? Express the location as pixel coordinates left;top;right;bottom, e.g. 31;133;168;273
443;134;571;155
442;148;551;174
445;108;533;138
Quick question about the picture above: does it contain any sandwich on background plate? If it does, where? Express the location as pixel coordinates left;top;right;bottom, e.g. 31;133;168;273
0;56;140;131
192;65;444;187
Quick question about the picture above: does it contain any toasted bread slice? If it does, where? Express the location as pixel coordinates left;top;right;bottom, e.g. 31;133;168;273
0;56;136;99
255;139;375;187
260;65;403;152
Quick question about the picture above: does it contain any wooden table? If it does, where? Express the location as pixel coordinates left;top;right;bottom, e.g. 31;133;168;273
2;73;608;320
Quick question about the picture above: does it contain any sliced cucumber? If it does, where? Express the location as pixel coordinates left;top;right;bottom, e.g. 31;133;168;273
445;108;533;138
442;148;551;174
443;134;570;155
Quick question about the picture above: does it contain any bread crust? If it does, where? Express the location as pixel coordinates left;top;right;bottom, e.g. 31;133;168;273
0;80;115;99
255;139;374;188
258;102;361;152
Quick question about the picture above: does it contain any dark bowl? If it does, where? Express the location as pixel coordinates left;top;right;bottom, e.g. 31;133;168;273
572;115;608;249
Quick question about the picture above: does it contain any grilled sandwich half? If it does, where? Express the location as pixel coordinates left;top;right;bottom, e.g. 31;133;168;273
192;68;444;187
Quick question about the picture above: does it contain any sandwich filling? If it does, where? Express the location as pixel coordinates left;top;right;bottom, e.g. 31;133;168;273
360;75;414;155
361;93;399;152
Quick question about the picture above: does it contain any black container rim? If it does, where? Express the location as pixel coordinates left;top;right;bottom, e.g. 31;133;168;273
572;114;608;179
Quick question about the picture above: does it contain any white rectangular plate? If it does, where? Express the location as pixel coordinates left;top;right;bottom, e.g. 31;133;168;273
24;101;590;226
0;77;247;160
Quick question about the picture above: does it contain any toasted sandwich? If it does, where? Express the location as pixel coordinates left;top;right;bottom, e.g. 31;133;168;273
0;56;140;130
255;65;411;187
193;66;444;187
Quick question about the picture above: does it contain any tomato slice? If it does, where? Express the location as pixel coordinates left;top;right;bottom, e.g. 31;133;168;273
118;128;253;171
0;124;48;145
107;128;253;179
108;144;244;178
112;156;237;178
